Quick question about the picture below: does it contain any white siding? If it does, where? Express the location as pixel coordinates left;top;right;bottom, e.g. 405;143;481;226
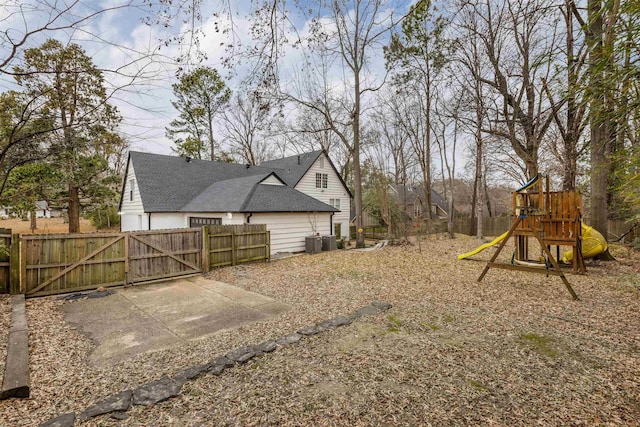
261;175;284;185
251;212;331;254
121;213;149;232
120;162;144;214
295;153;351;239
149;212;246;230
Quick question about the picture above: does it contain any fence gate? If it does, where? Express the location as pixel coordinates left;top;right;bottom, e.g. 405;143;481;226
127;228;202;284
19;233;126;297
14;228;203;297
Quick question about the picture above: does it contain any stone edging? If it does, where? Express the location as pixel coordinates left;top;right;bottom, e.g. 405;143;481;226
1;295;30;400
39;301;393;426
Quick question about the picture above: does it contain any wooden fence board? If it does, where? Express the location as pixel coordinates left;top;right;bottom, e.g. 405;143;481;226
206;224;269;268
0;230;11;293
127;228;202;283
6;224;270;297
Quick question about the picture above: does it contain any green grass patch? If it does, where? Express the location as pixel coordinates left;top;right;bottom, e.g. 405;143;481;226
421;322;441;330
467;379;488;391
519;333;558;358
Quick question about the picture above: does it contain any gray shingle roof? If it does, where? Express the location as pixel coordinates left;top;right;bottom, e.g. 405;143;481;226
242;184;338;212
130;151;274;212
127;152;337;213
180;174;268;212
390;184;448;212
259;150;323;187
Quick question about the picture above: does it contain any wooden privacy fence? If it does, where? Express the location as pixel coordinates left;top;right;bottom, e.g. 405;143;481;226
0;229;11;294
3;226;269;297
453;217;638;241
203;224;270;269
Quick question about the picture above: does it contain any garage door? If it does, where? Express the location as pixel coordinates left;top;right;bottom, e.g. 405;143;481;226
251;212;331;254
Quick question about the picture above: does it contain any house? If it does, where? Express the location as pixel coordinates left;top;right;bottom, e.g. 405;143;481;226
389;184;449;220
35;201;51;218
119;150;352;254
260;150;352;239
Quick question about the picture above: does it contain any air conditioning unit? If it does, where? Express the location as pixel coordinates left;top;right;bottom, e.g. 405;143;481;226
321;235;337;251
305;236;322;254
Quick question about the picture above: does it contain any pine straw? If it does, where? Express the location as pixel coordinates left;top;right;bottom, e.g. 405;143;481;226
1;235;640;426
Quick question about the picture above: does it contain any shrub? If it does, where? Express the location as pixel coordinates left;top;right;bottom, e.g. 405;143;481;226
86;206;120;229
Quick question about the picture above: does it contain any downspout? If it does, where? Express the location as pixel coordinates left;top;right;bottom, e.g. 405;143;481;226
246;212;252;224
330;212;334;235
148;213;151;230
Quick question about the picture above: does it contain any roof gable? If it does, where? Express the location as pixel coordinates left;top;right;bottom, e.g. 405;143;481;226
259;150;323;187
261;150;353;198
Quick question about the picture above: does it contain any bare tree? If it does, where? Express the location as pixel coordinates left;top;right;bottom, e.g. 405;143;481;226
461;0;562;180
452;0;491;238
279;0;398;248
221;91;274;165
432;87;461;238
385;0;450;222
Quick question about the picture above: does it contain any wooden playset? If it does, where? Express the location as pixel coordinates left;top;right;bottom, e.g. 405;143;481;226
477;174;582;300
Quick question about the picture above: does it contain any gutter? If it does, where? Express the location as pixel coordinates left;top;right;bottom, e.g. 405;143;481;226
330;212;334;235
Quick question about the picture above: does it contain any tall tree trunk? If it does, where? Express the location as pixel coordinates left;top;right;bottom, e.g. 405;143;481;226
30;209;37;231
209;126;215;161
563;0;578;191
587;0;609;237
424;78;433;220
474;108;484;239
68;183;80;233
354;72;365;249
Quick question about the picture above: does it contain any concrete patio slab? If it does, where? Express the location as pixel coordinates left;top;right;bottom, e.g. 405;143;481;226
60;276;290;366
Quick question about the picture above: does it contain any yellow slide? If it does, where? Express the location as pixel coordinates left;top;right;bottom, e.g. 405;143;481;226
457;232;509;260
561;223;607;263
456;223;607;262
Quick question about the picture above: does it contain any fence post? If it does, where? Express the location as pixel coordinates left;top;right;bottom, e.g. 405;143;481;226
266;231;270;262
202;226;210;272
123;233;129;286
231;230;237;266
19;238;27;294
9;234;21;295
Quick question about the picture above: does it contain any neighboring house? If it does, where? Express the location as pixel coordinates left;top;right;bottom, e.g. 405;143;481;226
35;201;51;219
119;150;352;254
389;184;449;220
0;207;10;219
0;201;62;219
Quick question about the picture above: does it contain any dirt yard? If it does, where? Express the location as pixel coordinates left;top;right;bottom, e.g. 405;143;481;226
1;235;639;426
0;217;97;234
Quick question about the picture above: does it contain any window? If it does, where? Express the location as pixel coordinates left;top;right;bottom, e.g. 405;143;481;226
414;203;422;218
189;217;222;227
129;179;134;201
315;173;328;189
330;198;341;210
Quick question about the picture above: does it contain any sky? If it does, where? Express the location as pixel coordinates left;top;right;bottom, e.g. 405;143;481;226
0;0;474;183
1;0;257;154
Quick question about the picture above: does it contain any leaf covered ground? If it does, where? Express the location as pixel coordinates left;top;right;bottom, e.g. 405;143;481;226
1;234;639;425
